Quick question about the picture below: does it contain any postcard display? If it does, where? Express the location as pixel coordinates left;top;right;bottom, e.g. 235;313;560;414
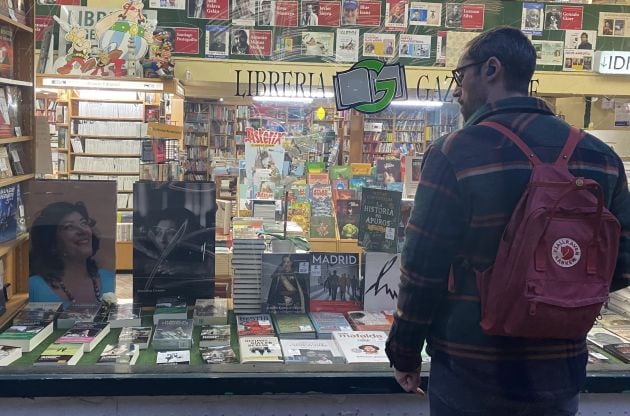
34;2;630;70
133;181;216;306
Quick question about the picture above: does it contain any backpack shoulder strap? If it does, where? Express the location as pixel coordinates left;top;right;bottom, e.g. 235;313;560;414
478;121;541;166
554;127;584;167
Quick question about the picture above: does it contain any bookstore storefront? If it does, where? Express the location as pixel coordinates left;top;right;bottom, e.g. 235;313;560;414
2;1;630;412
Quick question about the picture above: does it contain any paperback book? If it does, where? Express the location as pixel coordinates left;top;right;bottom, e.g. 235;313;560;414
12;302;62;324
587;327;630;348
0;345;20;366
261;253;311;314
199;325;231;347
309;253;362;313
308;311;353;339
280;339;345;364
236;314;275;337
332;331;389;363
239;336;284;363
200;345;238;364
97;343;139;365
156;350;190;365
358;188;402;254
118;326;153;349
56;303;102;329
107;303;142;328
603;343;630;363
193;298;228;325
153;296;188;325
152;318;194;351
345;311;392;331
35;343;84;365
0;320;53;352
363;252;400;312
272;313;316;339
55;322;111;352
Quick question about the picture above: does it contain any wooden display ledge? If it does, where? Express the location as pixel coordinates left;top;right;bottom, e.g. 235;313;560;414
0;293;28;328
115;241;132;271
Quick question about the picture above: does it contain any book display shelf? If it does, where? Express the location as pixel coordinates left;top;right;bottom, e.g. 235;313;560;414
0;1;35;328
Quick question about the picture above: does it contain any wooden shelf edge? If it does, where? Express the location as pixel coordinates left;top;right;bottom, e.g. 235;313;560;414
0;173;34;188
0;77;33;87
72;117;144;121
0;293;29;329
0;232;29;258
0;14;32;33
71;171;139;175
0;136;32;144
71;153;141;158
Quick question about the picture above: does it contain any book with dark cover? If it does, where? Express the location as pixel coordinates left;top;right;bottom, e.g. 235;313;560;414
603;343;630;363
97;343;139;365
200;345;238;364
272;313;316;339
118;326;152;349
309;253;362;313
7;142;28;176
152;318;194;351
56;304;102;329
0;184;15;244
236;314;274;337
56;322;110;352
336;199;360;239
0;89;11;138
4;86;21;136
0;320;53;352
310;184;333;217
198;323;230;346
156;350;190;365
13;302;62;324
35;343;83;365
310;216;337;239
358;188;402;254
376;159;401;183
153;296;188;325
261;254;311;314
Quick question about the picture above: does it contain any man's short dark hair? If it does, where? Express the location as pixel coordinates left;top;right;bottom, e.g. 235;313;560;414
465;26;536;94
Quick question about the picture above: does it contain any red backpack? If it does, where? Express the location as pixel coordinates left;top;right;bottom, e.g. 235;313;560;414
475;121;621;339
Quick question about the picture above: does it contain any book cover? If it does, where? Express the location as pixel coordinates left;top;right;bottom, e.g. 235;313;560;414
310;216;337;239
56;322;110;351
13;302;62;324
587;327;630;348
345;310;392;331
0;146;12;178
133;181;216;307
0;184;16;242
358;188;402;254
200;345;238;364
118;326;153;349
332;331;389;363
272;313;316;338
280;339;345;364
261;253;311;314
309;253;362;313
236;314;275;337
199;324;231;347
239;336;284;363
153;296;188;325
152;318;194;351
107;303;142;328
7;143;27;176
598;313;630;329
56;303;102;329
307;172;330;186
0;26;13;79
35;343;84;365
0;89;11;138
193;298;228;325
603;343;630;363
308;312;353;338
336;199;360;240
310;184;333;217
0;320;53;352
5;86;21;136
97;343;139;365
376;159;401;183
363;252;400;312
0;345;20;366
588;349;611;364
156;350;190;365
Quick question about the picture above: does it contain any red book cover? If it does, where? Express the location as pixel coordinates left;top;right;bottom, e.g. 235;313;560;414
152;141;166;164
0;26;14;79
318;1;341;27
561;6;583;30
275;1;298;27
461;4;485;30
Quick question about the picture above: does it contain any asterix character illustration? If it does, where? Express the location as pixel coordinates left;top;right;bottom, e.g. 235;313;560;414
119;0;145;23
53;15;91;75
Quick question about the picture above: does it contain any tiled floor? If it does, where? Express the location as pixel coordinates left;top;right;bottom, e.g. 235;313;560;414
115;273;133;300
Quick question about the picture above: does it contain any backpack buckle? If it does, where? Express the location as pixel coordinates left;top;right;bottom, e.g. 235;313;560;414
576;177;584;187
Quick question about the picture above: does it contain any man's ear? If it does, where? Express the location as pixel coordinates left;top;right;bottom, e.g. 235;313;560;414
485;57;502;81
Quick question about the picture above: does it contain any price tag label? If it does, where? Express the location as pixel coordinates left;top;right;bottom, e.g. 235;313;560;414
385;227;395;240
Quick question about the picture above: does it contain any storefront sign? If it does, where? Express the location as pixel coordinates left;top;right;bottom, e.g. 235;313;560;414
234;69;326;97
595;51;630;74
413;74;540;102
148;123;183;139
333;59;407;113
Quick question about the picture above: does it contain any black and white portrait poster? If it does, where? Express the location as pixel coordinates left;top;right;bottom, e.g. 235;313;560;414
133;181;216;306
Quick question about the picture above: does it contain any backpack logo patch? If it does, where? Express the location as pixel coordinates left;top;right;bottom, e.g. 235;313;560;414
551;238;582;268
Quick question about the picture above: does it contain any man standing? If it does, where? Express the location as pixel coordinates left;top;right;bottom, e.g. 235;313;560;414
386;27;630;415
301;3;319;26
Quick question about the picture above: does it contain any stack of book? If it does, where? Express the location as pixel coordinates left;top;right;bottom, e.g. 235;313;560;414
308;312;353;339
237;313;283;363
272;313;317;339
56;303;103;329
199;324;236;364
193;298;228;326
97;343;140;365
231;221;266;313
0;302;60;352
55;321;111;352
152;318;194;351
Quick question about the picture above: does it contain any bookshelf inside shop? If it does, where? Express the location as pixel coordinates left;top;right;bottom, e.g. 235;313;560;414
361;104;461;163
0;1;35;328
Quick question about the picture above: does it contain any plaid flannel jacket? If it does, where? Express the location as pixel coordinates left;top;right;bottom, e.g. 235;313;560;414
385;97;630;398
